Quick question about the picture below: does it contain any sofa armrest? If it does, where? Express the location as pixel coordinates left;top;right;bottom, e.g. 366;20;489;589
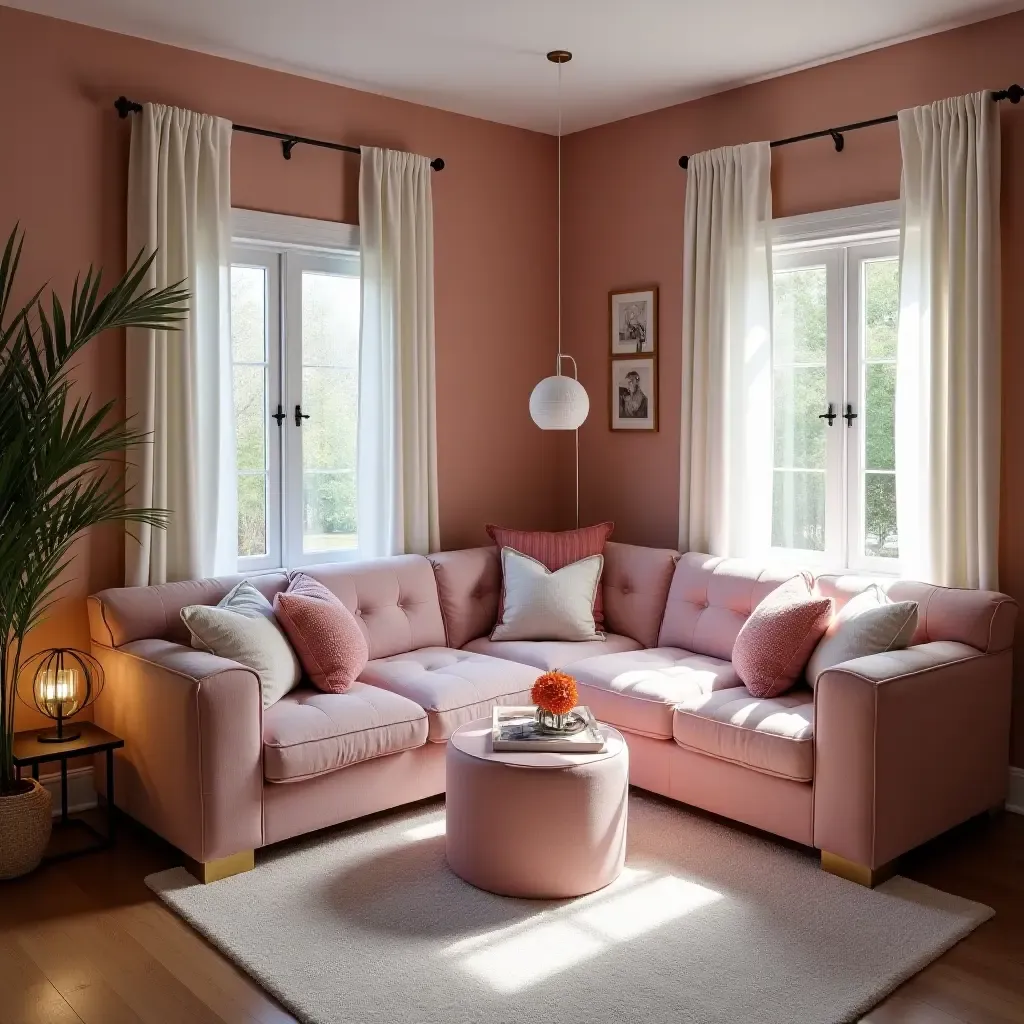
813;641;1012;868
92;638;264;863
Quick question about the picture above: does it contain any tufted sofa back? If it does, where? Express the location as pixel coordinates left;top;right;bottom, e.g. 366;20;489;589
88;572;289;649
814;573;1017;655
89;555;447;661
602;542;679;648
657;553;801;660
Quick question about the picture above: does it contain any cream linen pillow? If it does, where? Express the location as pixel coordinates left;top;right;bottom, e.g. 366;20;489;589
181;580;301;708
806;585;918;689
491;547;604;642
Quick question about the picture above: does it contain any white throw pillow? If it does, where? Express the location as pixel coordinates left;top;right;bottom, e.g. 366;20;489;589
806;585;918;688
491;548;605;643
181;580;301;708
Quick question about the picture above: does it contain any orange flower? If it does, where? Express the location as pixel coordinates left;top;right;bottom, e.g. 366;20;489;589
531;671;578;716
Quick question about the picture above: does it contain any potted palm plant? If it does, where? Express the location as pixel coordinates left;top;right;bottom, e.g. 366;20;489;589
0;226;188;878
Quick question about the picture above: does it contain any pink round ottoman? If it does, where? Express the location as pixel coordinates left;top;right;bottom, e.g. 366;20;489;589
445;718;628;899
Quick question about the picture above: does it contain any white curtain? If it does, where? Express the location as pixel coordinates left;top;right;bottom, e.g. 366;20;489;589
125;103;236;586
679;142;774;557
357;146;439;557
896;92;1001;589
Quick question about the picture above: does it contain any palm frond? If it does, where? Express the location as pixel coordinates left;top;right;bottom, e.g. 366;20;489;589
0;224;190;791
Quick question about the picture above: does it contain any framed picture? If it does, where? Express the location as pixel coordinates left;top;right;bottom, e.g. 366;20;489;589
609;287;658;356
610;356;658;432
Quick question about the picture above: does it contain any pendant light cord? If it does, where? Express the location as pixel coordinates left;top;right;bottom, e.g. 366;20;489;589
557;58;562;370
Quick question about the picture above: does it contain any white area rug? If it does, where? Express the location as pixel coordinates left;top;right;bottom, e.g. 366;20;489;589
147;795;991;1024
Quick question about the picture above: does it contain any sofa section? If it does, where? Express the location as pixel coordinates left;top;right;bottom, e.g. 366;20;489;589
572;647;741;740
462;634;642;670
358;647;539;740
263;683;429;783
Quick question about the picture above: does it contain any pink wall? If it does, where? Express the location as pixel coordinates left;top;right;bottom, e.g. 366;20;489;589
561;10;1024;766
0;6;557;728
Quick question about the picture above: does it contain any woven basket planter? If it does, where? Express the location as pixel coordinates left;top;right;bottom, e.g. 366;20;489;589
0;778;52;879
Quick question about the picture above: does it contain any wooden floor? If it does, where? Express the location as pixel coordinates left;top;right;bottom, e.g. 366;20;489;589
0;808;1022;1024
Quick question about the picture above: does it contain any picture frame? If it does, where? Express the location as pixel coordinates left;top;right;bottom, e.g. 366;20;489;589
610;356;658;432
609;287;658;356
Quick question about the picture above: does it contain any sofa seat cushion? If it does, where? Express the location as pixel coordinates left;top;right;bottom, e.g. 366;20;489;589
672;687;814;782
358;648;539;742
263;682;428;783
462;633;642;671
569;647;741;740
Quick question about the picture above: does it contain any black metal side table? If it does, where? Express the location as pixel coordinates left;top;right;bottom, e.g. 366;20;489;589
13;722;124;862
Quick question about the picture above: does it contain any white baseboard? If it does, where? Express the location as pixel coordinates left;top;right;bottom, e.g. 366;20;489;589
38;765;98;817
1008;767;1024;816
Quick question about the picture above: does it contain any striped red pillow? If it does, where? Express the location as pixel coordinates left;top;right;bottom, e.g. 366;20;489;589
486;523;614;629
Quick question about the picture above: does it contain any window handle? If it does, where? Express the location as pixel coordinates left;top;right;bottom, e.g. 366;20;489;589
294;404;310;427
843;403;858;427
272;404;286;427
818;403;837;427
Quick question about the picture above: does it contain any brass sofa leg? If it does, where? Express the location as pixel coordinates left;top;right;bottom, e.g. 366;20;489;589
820;851;896;888
186;850;255;883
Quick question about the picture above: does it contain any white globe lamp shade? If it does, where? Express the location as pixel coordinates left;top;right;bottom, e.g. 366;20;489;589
529;375;590;430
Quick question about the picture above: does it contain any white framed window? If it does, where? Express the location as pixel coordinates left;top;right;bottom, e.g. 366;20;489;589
231;211;360;571
770;201;901;573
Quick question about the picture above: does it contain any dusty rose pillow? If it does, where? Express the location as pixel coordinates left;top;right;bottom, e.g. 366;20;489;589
732;575;832;699
273;573;368;694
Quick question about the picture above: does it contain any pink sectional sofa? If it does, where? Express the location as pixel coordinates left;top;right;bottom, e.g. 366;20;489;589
88;541;1017;886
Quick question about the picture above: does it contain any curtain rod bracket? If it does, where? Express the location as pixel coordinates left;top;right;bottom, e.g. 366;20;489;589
282;139;297;160
114;96;141;119
829;129;845;153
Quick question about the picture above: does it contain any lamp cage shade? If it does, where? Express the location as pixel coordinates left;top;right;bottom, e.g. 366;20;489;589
529;374;590;430
20;647;104;743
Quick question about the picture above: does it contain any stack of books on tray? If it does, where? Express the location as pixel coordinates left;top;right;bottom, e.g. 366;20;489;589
491;706;606;753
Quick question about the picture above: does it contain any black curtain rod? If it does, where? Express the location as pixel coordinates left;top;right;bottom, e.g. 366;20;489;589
677;84;1024;169
114;97;445;171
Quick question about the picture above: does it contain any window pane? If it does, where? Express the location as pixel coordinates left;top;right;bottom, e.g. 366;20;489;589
302;368;357;472
864;259;899;360
231;263;270;562
772;265;828;552
862;254;899;563
772;470;826;551
301;271;359;554
773;366;827;469
231;266;267;362
864;472;898;559
864;362;895;471
233;365;267;473
303;471;357;552
302;272;359;368
773;266;827;363
237;474;267;557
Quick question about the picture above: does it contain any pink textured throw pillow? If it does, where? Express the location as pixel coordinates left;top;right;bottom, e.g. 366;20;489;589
273;573;368;694
487;522;614;628
732;575;832;699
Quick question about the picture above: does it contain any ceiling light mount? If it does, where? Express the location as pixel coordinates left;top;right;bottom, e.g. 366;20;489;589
546;50;572;64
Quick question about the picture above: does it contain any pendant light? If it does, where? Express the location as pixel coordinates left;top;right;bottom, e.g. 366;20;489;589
529;50;589;522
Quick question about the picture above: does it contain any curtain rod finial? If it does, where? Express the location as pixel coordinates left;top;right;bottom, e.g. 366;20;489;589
430;157;445;171
678;155;689;170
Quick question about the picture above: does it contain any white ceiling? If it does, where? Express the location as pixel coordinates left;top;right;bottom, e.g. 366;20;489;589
6;0;1024;132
